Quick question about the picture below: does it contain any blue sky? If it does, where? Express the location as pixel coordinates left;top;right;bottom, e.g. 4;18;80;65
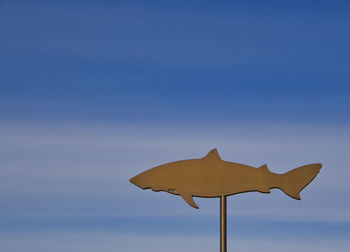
1;0;350;251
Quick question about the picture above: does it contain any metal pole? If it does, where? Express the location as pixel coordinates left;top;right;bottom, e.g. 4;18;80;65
220;195;227;252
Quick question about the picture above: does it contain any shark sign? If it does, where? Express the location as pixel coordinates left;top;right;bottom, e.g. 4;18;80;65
129;148;322;252
130;148;321;209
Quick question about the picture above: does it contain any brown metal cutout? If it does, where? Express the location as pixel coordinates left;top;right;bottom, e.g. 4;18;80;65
130;148;322;209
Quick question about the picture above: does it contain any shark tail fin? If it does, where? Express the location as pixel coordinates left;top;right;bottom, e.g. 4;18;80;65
280;163;322;200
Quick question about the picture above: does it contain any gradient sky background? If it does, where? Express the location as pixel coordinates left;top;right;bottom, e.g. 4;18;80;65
1;0;350;251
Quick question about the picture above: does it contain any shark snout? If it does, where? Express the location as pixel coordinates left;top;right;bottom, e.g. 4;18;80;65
129;175;150;189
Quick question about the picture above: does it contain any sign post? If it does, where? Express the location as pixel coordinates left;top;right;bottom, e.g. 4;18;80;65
220;195;227;252
130;148;321;251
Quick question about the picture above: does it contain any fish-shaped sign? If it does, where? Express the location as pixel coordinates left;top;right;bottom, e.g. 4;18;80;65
129;149;322;209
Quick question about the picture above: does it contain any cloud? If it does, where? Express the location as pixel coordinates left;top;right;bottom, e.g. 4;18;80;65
0;232;349;252
1;2;349;250
0;121;349;223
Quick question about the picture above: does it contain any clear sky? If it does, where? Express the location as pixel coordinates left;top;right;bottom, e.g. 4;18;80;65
1;0;350;251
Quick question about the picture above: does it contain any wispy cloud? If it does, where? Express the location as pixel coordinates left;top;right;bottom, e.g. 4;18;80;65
1;232;349;252
0;121;349;224
1;1;349;251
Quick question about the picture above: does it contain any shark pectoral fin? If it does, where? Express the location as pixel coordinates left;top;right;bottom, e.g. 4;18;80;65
180;193;199;209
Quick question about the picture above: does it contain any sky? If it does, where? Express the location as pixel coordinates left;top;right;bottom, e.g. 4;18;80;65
1;0;350;251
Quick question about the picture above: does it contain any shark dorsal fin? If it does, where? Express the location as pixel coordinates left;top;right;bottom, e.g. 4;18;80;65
203;148;222;161
258;164;270;172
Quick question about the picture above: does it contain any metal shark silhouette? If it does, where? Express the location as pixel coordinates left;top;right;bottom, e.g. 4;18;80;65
129;149;322;209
